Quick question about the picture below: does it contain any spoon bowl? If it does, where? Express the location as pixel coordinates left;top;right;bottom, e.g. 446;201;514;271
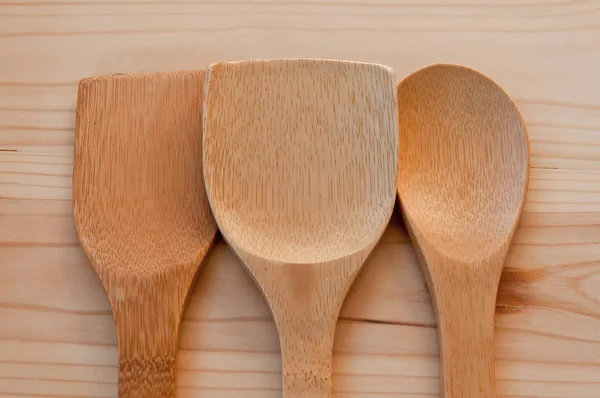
203;59;398;397
397;63;529;398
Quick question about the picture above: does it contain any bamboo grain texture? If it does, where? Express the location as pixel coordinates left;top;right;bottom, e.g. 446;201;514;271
73;71;218;397
397;64;530;398
203;59;398;397
1;0;600;397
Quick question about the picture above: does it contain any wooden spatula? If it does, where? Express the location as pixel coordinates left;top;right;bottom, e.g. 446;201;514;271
203;59;398;397
73;70;217;397
397;63;529;398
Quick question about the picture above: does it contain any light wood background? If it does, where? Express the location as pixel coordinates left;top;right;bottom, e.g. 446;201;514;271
1;1;599;397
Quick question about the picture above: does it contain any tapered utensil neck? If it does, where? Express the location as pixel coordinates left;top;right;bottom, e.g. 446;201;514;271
104;273;192;398
243;257;364;398
423;250;506;398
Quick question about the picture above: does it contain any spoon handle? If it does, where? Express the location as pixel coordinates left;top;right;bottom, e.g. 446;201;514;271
428;258;503;398
108;276;189;398
248;261;358;398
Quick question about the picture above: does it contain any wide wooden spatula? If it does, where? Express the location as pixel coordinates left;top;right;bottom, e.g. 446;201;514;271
73;71;217;397
203;59;398;397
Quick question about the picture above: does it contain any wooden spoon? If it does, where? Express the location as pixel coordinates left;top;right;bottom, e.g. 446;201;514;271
73;70;217;397
396;63;529;398
203;59;398;397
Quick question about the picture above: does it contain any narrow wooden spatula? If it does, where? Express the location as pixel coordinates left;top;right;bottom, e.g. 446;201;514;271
203;59;398;397
73;71;217;397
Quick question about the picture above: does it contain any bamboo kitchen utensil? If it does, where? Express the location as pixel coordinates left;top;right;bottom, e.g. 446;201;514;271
202;59;398;397
396;64;529;398
73;71;217;397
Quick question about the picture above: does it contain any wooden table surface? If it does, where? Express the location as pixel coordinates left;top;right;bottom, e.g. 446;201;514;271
1;1;599;397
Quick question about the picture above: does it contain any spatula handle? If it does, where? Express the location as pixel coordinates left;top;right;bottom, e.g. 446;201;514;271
109;278;187;398
248;261;359;398
277;316;335;397
119;355;176;397
429;261;502;398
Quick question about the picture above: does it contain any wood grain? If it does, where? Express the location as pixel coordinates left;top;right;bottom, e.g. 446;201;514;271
396;64;529;398
72;71;218;397
203;59;398;397
1;1;599;397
